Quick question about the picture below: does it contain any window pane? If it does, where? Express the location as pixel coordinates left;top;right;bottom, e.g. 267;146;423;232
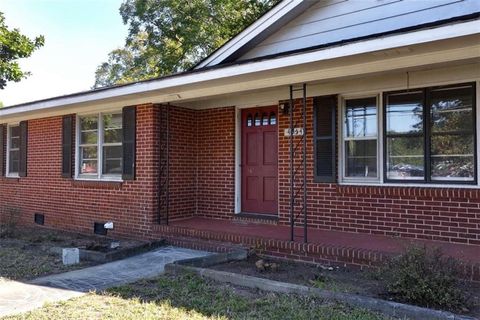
10;137;20;149
103;145;122;174
262;113;269;126
103;113;122;129
103;145;122;159
246;114;253;127
81;131;98;144
104;128;122;144
80;116;98;144
431;86;474;133
103;114;123;143
10;126;20;149
386;92;423;134
10;126;20;138
81;146;97;159
431;156;474;181
269;112;276;125
81;160;98;174
386;136;424;179
345;98;377;137
345;140;377;177
9;150;19;173
80;116;98;131
103;160;122;174
254;113;260;126
431;134;474;181
80;146;98;174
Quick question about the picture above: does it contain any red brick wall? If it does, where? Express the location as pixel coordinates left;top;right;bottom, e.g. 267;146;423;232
167;106;196;221
1;100;478;247
195;107;236;219
0;104;159;239
277;98;480;246
0;104;236;238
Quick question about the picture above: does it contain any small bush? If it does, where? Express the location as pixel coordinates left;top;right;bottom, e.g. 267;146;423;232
380;245;468;311
0;206;22;238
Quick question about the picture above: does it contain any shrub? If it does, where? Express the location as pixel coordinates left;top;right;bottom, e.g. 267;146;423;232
0;206;21;238
380;245;468;311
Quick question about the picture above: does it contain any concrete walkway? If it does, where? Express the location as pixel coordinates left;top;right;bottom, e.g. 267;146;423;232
0;246;210;317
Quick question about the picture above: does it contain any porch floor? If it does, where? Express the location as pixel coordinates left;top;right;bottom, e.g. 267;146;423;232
170;217;480;264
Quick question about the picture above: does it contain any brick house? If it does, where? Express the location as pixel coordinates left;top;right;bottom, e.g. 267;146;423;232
1;1;479;278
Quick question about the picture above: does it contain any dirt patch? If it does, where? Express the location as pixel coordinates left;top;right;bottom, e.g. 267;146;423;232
0;241;93;281
210;254;480;317
6;226;142;251
0;226;146;281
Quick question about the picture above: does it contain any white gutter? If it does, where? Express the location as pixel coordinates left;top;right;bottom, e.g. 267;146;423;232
1;19;479;118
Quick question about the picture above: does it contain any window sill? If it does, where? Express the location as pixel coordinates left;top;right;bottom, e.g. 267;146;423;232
338;181;479;189
336;182;480;199
75;177;123;183
72;179;123;190
5;174;20;179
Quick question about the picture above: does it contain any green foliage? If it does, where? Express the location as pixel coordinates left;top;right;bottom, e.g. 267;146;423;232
380;246;468;311
0;12;44;89
93;0;280;88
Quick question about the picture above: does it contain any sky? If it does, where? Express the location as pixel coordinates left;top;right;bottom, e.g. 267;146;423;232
0;0;128;107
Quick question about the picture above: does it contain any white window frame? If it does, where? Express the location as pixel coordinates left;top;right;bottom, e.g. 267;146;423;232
338;80;479;188
339;94;381;184
6;124;20;178
75;111;123;181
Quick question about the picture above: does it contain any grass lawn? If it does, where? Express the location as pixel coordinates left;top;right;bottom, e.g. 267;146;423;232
2;272;393;320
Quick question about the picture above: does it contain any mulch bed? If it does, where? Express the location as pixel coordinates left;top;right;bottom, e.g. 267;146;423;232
210;254;480;317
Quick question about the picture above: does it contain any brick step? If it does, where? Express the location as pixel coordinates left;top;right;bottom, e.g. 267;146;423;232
162;235;246;254
153;224;389;268
153;223;480;281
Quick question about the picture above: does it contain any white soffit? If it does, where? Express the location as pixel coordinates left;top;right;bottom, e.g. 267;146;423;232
0;19;479;121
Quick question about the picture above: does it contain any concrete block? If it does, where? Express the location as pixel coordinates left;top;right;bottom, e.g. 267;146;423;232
62;248;80;265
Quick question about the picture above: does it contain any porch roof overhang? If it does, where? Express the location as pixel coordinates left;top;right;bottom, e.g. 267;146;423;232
1;19;479;123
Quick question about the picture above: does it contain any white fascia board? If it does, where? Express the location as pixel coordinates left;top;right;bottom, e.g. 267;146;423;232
194;0;305;69
1;19;479;120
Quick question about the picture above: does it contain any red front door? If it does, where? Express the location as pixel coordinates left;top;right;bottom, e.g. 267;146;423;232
241;106;278;215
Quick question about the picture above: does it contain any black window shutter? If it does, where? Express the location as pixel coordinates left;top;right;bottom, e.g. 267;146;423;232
0;125;5;176
122;106;136;180
19;121;28;177
62;115;73;178
314;96;337;182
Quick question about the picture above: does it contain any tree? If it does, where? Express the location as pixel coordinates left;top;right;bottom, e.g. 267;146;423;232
94;0;279;88
0;12;44;89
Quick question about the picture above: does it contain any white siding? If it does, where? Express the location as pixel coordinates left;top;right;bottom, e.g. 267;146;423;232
240;0;480;60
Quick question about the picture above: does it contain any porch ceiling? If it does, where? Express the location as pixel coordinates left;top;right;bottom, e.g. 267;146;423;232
0;19;479;123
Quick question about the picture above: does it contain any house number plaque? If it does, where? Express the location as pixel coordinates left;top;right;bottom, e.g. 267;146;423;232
284;128;304;137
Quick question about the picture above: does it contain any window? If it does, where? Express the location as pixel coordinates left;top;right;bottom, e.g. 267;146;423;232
77;112;123;180
269;112;276;125
262;113;269;126
7;125;20;176
343;97;378;178
385;91;424;180
384;83;476;184
254;113;261;126
246;114;253;127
